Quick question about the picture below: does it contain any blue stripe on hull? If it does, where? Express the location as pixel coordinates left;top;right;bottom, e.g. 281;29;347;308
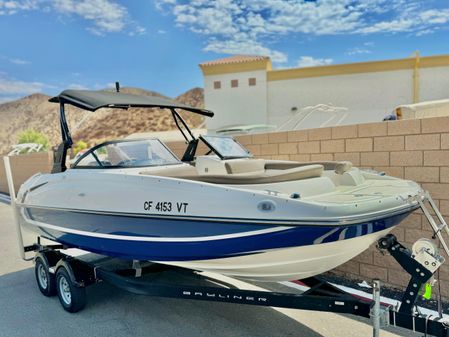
27;208;274;237
29;210;411;261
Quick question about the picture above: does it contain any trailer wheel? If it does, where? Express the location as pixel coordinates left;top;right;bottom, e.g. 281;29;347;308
56;266;86;313
35;257;56;296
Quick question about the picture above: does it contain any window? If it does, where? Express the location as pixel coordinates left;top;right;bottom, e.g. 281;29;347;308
201;135;252;159
231;79;238;88
213;81;221;89
75;153;100;167
73;139;180;168
248;77;256;86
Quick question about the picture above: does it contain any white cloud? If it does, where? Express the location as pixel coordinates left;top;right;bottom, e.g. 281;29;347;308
416;29;434;37
0;96;21;104
204;38;287;63
157;1;449;62
93;82;115;90
9;58;30;65
357;8;449;34
128;25;146;36
346;47;372;56
66;82;115;90
0;0;144;35
53;0;127;34
0;0;37;14
0;76;44;95
297;56;333;68
67;83;88;90
0;54;31;64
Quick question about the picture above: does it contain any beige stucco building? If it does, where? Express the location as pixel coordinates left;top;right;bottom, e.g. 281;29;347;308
199;54;449;132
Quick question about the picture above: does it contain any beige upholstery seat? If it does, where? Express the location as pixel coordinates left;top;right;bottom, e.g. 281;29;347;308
264;160;352;174
224;159;265;174
185;164;323;184
142;164;324;185
141;164;198;178
107;145;131;165
139;157;352;185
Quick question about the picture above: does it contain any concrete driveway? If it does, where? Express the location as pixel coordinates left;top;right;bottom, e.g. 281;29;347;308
0;202;416;337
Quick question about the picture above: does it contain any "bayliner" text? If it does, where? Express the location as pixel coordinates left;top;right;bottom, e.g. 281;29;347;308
182;290;268;303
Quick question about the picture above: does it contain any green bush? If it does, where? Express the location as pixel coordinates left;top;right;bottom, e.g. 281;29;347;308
17;129;49;151
73;140;88;155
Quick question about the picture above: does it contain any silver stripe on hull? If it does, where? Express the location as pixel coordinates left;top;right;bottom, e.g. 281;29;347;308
18;202;420;227
21;208;291;242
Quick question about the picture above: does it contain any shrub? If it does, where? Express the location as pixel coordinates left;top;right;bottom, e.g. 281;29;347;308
17;129;49;151
73;140;88;155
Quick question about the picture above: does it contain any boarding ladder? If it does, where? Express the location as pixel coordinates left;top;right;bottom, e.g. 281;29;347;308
417;190;449;257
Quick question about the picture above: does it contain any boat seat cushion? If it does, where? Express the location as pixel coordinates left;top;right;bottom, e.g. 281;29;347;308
264;160;352;174
140;164;198;177
159;164;324;184
224;159;266;174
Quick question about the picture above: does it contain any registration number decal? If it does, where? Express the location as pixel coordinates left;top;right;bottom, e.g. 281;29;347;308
144;201;189;213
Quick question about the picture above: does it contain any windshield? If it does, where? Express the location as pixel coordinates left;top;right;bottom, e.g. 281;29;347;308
201;135;252;159
73;139;180;168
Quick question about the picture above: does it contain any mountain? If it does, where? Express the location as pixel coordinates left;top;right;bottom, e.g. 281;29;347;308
0;87;204;154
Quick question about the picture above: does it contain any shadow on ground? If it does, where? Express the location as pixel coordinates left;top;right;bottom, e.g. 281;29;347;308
0;268;323;337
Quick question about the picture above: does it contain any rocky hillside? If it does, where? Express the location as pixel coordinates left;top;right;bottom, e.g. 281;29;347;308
0;87;204;154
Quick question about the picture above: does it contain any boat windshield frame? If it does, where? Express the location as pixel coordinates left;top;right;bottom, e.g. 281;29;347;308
71;138;181;169
200;135;253;160
50;86;214;173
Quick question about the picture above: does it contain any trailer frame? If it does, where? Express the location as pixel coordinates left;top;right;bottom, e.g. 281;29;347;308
28;245;449;337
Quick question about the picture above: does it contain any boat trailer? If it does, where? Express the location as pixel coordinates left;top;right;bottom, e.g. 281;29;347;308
26;235;448;337
4;157;449;336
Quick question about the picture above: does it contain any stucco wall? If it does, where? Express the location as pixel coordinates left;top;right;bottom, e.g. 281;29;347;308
204;69;268;131
202;56;449;132
420;66;449;101
267;69;414;127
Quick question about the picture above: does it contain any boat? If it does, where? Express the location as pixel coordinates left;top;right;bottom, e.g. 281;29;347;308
8;143;43;156
16;85;423;282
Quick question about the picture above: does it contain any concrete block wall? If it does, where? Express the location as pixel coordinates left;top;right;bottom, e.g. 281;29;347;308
231;116;449;296
0;151;53;194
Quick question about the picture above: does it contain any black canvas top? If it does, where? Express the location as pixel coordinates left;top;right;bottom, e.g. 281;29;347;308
49;89;214;117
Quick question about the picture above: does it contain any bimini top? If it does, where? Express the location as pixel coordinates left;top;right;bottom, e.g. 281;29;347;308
49;89;214;117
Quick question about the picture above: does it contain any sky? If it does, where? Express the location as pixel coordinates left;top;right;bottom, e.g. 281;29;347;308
0;0;449;103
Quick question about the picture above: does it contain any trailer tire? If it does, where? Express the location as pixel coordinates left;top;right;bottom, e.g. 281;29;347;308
56;266;86;313
35;257;56;296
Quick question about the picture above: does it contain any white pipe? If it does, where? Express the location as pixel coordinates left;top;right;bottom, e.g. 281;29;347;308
3;156;26;260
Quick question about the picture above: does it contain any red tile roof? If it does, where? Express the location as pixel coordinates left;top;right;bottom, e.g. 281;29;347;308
200;55;269;67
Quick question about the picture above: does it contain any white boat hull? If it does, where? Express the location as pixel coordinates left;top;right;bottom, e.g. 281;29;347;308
156;228;392;281
17;163;422;282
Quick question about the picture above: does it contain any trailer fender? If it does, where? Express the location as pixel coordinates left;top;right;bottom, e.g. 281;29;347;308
55;259;83;288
